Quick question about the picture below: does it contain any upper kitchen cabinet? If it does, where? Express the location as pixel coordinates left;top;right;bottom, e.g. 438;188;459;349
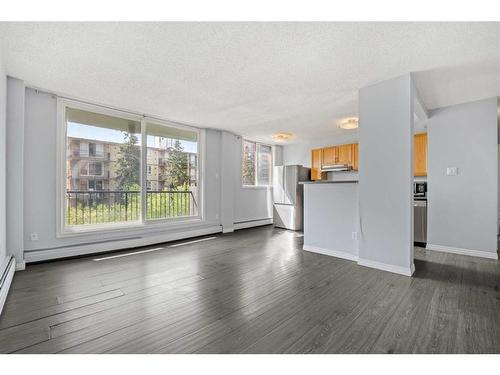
336;144;353;165
414;133;427;176
351;143;359;171
310;143;359;180
311;148;323;180
321;146;337;166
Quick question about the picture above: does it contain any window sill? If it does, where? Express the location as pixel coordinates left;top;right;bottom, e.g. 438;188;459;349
57;216;204;239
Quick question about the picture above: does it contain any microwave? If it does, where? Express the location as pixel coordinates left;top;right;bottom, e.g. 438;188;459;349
414;182;427;197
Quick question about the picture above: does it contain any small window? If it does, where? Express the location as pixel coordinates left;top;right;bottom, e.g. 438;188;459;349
242;140;272;186
147;165;152;175
89;180;103;191
80;142;89;157
146;180;152;190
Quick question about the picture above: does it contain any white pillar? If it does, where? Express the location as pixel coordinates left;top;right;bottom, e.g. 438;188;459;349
358;74;414;276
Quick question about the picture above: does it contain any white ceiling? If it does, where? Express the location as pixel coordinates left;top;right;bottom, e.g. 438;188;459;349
1;22;500;144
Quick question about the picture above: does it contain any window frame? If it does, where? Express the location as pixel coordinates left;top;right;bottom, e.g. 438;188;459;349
241;139;273;188
56;98;204;237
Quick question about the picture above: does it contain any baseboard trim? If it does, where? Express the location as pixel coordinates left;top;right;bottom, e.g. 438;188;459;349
357;258;415;277
15;260;26;271
0;257;16;316
303;244;358;262
426;244;498;260
24;225;223;263
234;218;273;231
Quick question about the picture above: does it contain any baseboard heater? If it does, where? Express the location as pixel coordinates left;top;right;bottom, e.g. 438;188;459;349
233;218;273;230
0;256;15;316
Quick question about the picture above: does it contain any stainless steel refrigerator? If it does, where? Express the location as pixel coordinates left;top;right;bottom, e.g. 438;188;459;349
273;165;310;230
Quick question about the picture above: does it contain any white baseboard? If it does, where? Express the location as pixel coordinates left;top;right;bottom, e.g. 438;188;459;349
426;244;498;260
234;218;273;231
303;244;358;262
357;258;415;277
24;225;222;263
222;228;234;234
15;260;26;271
0;257;16;316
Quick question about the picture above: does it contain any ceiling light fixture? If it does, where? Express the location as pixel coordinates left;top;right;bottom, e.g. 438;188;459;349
338;117;359;130
272;132;293;142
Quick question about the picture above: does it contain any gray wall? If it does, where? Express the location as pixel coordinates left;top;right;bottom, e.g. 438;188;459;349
303;183;359;259
20;88;272;259
6;77;24;265
0;51;7;273
427;97;498;254
282;133;358;168
358;74;414;275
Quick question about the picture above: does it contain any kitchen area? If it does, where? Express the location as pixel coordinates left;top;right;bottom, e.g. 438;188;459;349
274;133;428;263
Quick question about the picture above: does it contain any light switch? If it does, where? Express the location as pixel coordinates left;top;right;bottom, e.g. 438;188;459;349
446;167;459;176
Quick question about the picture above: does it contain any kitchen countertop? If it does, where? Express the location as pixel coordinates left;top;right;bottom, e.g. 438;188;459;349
299;180;358;184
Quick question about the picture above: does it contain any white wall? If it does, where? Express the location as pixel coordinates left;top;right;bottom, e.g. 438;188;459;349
6;77;24;266
303;183;359;260
0;50;8;273
18;88;272;261
358;74;414;276
427;97;498;256
282;133;358;168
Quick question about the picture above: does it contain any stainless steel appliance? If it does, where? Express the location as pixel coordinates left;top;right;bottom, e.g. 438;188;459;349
414;181;427;198
414;182;427;245
273;165;310;230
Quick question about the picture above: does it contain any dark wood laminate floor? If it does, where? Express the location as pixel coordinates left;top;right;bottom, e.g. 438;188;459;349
1;226;499;353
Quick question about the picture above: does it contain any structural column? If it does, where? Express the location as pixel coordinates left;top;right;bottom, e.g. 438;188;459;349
358;74;414;276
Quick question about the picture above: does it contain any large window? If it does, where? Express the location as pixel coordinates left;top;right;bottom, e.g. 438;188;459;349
62;102;200;231
146;122;199;220
242;140;272;186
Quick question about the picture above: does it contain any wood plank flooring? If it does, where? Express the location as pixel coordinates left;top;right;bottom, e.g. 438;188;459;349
1;226;499;353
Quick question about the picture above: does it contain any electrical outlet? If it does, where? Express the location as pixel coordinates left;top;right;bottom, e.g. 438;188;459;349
352;231;358;240
30;232;39;241
446;167;459;176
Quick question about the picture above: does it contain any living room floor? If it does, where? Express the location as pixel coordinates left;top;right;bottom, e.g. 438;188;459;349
1;226;499;353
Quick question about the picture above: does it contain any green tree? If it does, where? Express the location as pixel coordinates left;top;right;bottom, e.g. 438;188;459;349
242;143;255;185
165;140;189;190
116;132;140;190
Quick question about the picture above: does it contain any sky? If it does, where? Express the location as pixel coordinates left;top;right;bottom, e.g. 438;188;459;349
67;122;198;153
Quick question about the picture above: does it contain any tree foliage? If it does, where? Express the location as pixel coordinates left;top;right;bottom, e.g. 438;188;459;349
116;132;140;190
165;139;189;190
242;142;255;185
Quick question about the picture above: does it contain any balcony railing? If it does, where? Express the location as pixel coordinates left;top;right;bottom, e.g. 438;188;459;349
66;190;198;225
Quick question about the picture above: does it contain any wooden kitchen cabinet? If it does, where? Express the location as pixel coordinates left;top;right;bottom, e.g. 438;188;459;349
336;144;353;165
311;148;323;180
321;147;337;166
414;133;427;176
311;143;359;176
351;143;359;171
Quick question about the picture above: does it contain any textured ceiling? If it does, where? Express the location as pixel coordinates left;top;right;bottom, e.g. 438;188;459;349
1;22;500;144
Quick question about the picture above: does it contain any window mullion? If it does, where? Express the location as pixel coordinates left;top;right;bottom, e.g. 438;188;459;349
255;141;259;186
141;119;147;223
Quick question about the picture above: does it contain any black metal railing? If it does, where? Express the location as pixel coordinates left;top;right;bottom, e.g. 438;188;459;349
66;190;198;225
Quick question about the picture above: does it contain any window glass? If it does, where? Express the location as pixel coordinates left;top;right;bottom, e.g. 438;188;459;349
242;140;256;186
65;107;141;226
145;122;199;220
242;140;272;186
257;144;272;186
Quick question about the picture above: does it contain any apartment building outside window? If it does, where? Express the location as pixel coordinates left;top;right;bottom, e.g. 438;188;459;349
61;100;201;232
